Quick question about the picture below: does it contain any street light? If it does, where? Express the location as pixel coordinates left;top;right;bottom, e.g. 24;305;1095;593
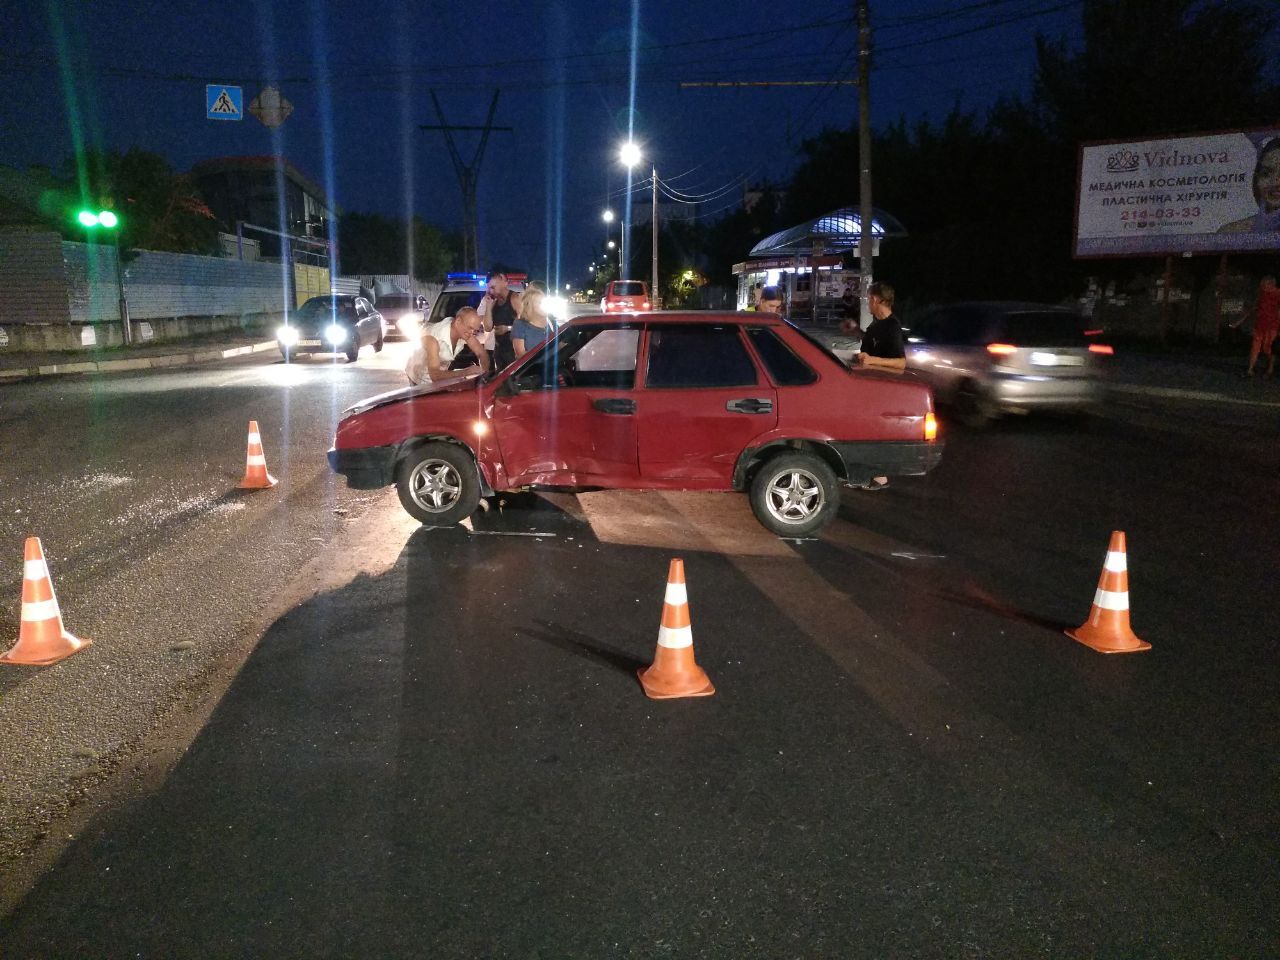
618;142;659;308
602;209;614;223
618;142;643;279
74;207;131;345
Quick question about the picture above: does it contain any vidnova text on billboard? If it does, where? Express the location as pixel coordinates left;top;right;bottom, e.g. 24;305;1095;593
1074;128;1280;257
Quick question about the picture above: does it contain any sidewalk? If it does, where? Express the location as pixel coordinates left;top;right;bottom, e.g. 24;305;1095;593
0;332;279;382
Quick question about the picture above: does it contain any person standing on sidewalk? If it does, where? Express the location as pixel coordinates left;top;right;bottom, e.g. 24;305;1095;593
1246;274;1279;378
853;281;907;491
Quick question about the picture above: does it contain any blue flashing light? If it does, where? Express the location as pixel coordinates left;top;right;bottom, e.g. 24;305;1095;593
446;272;487;284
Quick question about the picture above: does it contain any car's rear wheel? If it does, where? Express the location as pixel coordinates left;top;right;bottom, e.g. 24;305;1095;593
345;337;359;363
955;380;996;428
749;452;839;537
396;442;481;526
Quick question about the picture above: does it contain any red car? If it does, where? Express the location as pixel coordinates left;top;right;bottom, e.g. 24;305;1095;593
328;313;942;536
601;280;650;312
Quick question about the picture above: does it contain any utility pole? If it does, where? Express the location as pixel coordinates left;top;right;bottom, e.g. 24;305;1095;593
857;0;874;328
651;165;659;308
420;90;512;270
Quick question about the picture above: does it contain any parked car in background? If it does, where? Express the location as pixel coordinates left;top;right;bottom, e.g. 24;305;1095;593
377;293;428;340
601;280;650;313
904;302;1111;425
329;312;942;537
276;295;385;363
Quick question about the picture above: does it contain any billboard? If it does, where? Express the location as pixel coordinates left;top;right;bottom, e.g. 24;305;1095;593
1074;129;1280;257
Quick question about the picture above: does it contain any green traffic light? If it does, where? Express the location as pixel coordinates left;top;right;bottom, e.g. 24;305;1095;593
77;210;99;227
97;210;118;228
75;208;118;229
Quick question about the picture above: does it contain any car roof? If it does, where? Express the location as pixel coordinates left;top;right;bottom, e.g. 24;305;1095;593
571;310;786;326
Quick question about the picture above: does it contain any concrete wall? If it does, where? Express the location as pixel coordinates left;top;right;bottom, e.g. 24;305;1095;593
64;242;289;323
0;228;71;325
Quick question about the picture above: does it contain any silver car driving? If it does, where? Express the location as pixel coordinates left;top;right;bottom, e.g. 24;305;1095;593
904;302;1108;425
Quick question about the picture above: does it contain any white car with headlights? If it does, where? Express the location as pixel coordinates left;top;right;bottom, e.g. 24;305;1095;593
276;295;385;363
376;293;429;341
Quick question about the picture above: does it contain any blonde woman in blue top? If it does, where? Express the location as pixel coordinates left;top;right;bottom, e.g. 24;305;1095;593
512;286;552;358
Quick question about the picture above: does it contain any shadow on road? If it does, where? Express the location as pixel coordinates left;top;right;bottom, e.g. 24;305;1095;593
516;619;647;677
934;583;1070;635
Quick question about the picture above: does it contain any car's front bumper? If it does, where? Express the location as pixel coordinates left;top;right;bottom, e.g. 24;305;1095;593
328;444;397;489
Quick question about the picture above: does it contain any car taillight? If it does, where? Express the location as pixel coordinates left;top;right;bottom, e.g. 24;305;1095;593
642;301;650;309
924;411;938;441
1088;343;1114;355
986;343;1017;355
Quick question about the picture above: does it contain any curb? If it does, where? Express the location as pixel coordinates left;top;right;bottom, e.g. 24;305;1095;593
0;341;279;382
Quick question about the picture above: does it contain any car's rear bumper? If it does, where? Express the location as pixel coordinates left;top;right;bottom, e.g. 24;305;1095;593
328;444;397;489
830;440;944;484
989;374;1103;411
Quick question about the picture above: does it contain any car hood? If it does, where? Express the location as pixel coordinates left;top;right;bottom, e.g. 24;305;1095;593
340;374;481;418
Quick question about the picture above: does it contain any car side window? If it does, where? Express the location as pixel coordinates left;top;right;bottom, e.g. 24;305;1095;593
746;327;817;386
510;326;638;393
645;325;758;389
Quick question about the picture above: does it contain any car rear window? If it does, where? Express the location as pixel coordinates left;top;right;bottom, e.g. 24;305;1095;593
645;325;758;388
428;291;485;325
611;282;646;297
747;327;817;385
992;311;1087;347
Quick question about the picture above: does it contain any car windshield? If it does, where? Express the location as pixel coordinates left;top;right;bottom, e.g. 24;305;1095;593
993;311;1087;347
611;282;646;297
293;298;342;323
428;291;486;326
377;295;412;311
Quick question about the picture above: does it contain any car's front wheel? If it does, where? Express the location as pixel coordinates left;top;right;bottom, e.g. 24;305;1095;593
396;442;481;526
345;338;360;363
749;452;839;537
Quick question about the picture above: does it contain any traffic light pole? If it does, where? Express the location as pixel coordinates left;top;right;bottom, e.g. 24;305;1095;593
114;236;131;345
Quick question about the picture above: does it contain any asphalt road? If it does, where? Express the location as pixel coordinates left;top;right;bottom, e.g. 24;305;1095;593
1;341;1277;957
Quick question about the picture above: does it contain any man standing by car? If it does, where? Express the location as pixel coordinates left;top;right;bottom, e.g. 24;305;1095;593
855;282;906;373
852;281;906;491
478;271;522;371
406;306;489;384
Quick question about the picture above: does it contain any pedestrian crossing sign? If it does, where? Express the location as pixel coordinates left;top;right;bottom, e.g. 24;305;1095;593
206;85;243;121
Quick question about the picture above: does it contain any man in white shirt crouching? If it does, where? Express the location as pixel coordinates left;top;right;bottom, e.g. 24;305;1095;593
406;306;490;384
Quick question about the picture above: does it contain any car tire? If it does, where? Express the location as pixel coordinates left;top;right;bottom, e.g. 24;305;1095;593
396;442;481;526
374;329;384;353
279;345;292;363
345;338;360;363
749;451;839;537
955;381;996;428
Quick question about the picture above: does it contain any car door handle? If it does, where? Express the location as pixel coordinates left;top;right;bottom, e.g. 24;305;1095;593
592;397;636;415
726;398;773;414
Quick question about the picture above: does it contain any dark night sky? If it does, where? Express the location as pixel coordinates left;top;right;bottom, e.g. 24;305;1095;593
0;0;1090;284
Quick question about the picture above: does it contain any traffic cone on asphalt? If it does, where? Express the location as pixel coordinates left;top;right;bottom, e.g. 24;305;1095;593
238;420;278;489
637;558;715;699
1;537;91;666
1066;531;1151;654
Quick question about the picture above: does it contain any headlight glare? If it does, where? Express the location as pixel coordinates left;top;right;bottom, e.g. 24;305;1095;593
277;326;299;345
325;324;349;345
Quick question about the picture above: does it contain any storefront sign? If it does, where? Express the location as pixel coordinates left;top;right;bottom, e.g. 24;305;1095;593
1075;128;1280;257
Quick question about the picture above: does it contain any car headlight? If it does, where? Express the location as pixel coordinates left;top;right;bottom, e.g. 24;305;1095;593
325;324;349;345
544;296;568;318
397;313;419;335
277;326;299;345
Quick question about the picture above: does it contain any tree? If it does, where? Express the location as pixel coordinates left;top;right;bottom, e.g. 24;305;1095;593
337;213;460;279
66;148;220;254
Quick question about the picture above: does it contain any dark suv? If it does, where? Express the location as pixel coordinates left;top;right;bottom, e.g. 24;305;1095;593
329;312;942;536
276;295;384;363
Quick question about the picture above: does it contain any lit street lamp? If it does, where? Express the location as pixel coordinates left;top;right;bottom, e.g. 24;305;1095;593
618;141;658;307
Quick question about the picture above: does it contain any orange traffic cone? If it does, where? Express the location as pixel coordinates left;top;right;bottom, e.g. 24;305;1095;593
1065;531;1151;654
238;420;278;489
637;558;715;699
1;537;91;666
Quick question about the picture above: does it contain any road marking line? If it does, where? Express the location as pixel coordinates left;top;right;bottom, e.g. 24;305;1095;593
1109;383;1280;408
466;530;558;537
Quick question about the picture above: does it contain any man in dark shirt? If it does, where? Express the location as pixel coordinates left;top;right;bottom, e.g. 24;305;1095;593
855;281;906;372
854;281;905;490
479;271;522;371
